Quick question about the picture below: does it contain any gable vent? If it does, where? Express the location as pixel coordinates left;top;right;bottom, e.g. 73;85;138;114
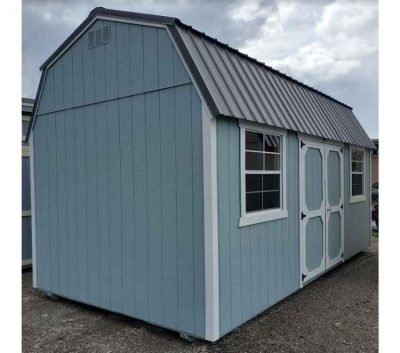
88;25;111;49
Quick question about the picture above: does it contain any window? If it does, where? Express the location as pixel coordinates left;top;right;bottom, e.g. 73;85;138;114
350;147;366;203
239;121;288;227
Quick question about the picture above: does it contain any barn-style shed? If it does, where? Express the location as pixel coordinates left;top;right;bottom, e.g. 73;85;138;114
26;7;375;342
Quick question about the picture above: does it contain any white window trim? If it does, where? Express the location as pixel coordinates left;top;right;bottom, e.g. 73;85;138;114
238;120;288;227
349;146;366;204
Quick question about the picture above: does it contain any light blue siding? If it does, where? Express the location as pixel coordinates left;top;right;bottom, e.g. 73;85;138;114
217;117;300;336
37;20;191;115
344;146;371;259
33;21;204;338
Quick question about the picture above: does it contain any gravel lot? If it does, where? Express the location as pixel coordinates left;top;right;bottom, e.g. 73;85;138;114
22;237;378;353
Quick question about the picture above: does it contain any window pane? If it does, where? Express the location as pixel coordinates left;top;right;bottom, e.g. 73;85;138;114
263;174;280;191
246;192;262;212
352;161;363;172
246;174;262;192
246;131;263;151
246;152;263;170
263;191;280;209
351;149;364;162
264;134;280;153
264;154;280;171
352;174;363;196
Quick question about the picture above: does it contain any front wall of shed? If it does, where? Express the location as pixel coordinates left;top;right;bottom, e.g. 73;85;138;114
217;117;300;336
33;20;205;338
343;145;371;259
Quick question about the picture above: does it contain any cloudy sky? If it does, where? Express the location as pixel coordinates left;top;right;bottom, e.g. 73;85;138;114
22;0;378;138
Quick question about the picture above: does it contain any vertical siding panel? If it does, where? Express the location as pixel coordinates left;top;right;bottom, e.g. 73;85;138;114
217;117;231;334
145;92;163;323
47;115;60;293
228;119;242;328
240;226;251;321
62;50;73;109
130;25;144;94
82;29;95;105
250;226;259;314
116;23;131;97
160;89;179;329
75;108;88;301
191;86;205;336
275;221;283;299
143;27;159;91
85;105;99;306
93;20;106;102
96;102;110;308
105;21;118;100
65;110;78;297
267;222;276;304
107;100;123;312
54;58;64;111
56;112;68;295
39;68;55;115
173;45;191;86
132;94;148;319
259;223;268;308
158;29;174;88
175;85;194;333
72;38;84;107
119;97;135;316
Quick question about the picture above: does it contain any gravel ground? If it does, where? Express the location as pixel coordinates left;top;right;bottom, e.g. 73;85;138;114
22;237;378;353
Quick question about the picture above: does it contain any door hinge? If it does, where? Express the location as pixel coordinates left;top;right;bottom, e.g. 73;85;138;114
340;147;343;153
341;252;344;258
301;212;307;220
340;204;344;209
300;140;306;148
302;273;307;281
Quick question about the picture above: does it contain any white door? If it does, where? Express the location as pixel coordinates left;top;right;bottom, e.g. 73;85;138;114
299;139;344;286
325;144;344;269
299;139;326;285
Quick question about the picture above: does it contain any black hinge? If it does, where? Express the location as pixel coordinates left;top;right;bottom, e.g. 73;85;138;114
340;204;344;209
300;140;306;148
302;273;307;281
301;212;307;220
341;252;344;258
340;147;343;153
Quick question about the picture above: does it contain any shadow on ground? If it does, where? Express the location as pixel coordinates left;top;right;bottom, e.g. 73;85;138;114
22;238;378;353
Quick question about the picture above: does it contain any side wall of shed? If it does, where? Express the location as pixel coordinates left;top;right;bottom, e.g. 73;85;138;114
344;145;371;259
32;20;205;338
216;117;300;336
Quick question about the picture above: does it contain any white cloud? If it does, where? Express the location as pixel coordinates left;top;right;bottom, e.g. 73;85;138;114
238;0;377;83
229;0;270;22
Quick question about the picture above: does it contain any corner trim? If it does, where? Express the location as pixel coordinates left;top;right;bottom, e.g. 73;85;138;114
202;103;220;341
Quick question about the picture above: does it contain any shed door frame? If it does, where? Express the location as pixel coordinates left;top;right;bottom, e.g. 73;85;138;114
299;135;345;288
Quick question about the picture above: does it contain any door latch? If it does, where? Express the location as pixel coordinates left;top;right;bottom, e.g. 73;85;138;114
301;212;307;220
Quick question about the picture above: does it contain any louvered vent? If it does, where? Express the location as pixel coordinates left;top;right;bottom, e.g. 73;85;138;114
88;25;111;48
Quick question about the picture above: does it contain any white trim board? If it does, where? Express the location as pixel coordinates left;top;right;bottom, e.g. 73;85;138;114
202;103;220;342
349;146;367;204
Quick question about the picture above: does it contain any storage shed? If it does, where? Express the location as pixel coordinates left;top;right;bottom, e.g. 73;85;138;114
26;7;375;342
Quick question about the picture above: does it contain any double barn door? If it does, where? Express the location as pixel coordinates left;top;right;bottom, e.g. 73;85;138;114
299;138;344;286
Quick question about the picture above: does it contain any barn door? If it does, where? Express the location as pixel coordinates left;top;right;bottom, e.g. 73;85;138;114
325;144;344;269
300;138;344;287
299;139;326;285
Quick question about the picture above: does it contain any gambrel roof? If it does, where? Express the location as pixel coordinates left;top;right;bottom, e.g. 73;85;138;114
27;7;375;148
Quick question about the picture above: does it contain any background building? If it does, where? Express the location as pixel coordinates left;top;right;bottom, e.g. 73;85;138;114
22;97;34;268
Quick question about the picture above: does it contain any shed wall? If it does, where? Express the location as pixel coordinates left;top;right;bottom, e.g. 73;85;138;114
33;20;205;338
344;145;371;259
216;117;300;336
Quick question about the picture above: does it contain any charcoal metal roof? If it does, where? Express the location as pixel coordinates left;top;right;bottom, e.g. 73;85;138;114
27;7;374;148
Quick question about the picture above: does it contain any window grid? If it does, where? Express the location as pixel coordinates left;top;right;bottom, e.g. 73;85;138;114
244;130;282;213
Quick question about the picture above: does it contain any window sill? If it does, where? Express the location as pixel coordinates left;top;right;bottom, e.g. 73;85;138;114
239;209;288;227
349;195;366;204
